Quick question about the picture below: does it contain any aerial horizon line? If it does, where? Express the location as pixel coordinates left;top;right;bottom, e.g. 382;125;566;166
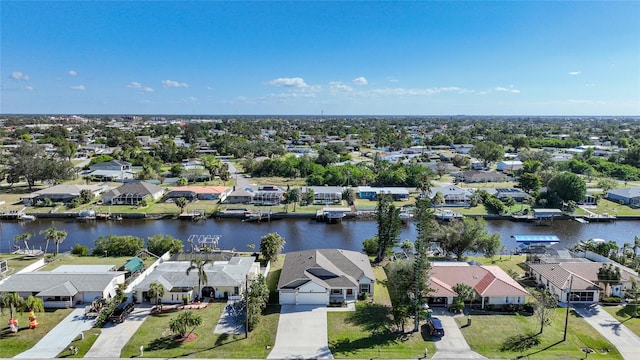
2;113;639;118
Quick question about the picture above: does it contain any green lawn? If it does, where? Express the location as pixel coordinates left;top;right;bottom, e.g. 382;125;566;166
457;309;622;359
120;302;279;358
0;308;73;358
56;329;102;358
603;305;640;337
327;262;436;358
0;254;40;275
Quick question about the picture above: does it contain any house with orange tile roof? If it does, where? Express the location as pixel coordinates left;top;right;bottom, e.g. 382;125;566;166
427;262;530;308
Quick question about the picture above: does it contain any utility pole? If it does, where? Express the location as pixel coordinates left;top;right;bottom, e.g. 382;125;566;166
563;275;574;341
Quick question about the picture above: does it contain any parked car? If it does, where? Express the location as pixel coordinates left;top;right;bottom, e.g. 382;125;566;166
425;317;445;337
108;302;134;323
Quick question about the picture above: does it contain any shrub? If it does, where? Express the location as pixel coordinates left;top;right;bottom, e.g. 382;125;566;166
71;244;89;256
602;296;622;304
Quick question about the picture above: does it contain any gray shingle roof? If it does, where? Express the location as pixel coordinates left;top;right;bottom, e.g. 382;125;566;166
278;249;374;291
103;182;163;198
0;272;124;294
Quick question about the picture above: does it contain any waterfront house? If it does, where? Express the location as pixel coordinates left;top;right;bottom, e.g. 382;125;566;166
429;185;473;206
356;186;410;201
21;184;106;205
164;186;231;202
496;160;524;172
427;263;530;308
101;181;164;205
483;188;529;203
0;268;125;308
253;186;285;205
301;186;344;205
224;188;255;204
528;261;640;302
277;249;375;306
606;188;640;207
132;255;260;303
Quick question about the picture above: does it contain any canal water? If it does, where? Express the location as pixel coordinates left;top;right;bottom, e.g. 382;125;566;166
1;218;638;255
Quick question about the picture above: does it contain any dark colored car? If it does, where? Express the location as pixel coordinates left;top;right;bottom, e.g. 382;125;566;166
108;302;134;323
426;317;445;337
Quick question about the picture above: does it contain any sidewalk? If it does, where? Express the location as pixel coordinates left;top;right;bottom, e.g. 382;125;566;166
573;304;640;360
15;307;95;359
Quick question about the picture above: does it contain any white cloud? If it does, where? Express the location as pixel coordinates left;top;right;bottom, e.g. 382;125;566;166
127;82;153;92
267;77;308;88
70;85;86;91
367;86;471;96
162;79;189;88
353;77;368;85
495;86;520;94
568;71;581;76
68;70;78;76
180;96;198;104
10;71;30;81
24;86;34;91
386;76;399;83
329;82;354;93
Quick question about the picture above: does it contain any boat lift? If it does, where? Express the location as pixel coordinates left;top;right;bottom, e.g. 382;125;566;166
187;234;221;252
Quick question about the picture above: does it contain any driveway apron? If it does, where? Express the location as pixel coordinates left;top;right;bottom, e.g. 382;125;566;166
15;307;95;359
268;305;333;359
432;315;486;359
573;304;640;360
85;304;152;358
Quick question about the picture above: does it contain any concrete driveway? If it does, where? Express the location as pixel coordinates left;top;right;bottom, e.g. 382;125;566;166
15;307;95;358
267;305;334;359
573;304;640;360
85;304;153;358
431;315;486;359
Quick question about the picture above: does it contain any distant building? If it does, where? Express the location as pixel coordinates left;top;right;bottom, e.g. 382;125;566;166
606;188;640;206
101;182;164;205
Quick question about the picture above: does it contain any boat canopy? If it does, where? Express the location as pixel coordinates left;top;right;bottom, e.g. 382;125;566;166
511;234;560;245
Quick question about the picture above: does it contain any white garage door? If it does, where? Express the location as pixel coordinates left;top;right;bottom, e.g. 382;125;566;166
296;292;326;305
279;292;295;305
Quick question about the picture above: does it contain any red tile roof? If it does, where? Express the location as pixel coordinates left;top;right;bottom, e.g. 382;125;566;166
430;264;530;298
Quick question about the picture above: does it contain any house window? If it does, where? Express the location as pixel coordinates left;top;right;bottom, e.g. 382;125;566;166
234;287;239;295
360;284;370;294
347;289;353;295
331;289;343;295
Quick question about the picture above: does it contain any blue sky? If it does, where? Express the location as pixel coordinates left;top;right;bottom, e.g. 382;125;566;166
2;1;639;116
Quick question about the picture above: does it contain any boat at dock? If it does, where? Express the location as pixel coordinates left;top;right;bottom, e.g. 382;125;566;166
316;207;351;223
434;209;463;221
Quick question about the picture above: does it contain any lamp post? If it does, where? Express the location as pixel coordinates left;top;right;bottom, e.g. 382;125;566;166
563;275;574;341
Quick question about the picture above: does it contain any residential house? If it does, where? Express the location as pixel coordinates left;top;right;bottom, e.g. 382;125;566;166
606;188;640;207
528;261;640;303
357;186;410;201
133;255;260;303
21;184;106;205
429;186;473;206
101;182;164;205
0;268;125;308
301;186;344;205
483;188;529;203
496;160;524;172
427;263;530;308
463;170;508;183
89;160;132;172
164;186;231;202
224;188;255;204
277;249;375;305
253;186;285;205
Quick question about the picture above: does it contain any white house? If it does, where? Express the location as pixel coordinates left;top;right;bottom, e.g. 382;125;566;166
277;249;375;305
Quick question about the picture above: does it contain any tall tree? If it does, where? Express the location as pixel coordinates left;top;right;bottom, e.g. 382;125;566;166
175;197;188;214
533;290;557;334
6;142;73;190
186;259;212;298
547;172;587;204
260;233;286;264
469;141;504;168
13;231;34;252
375;194;401;263
413;198;437;331
40;227;67;256
434;217;500;261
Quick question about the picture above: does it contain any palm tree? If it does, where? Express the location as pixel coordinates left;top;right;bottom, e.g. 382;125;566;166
40;227;67;256
0;292;25;319
186;259;211;298
148;282;165;307
169;311;203;339
13;231;34;253
633;236;640;259
285;188;300;212
175;197;188;214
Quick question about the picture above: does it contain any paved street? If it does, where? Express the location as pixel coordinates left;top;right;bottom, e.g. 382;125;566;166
15;308;95;359
84;304;153;358
573;304;640;360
